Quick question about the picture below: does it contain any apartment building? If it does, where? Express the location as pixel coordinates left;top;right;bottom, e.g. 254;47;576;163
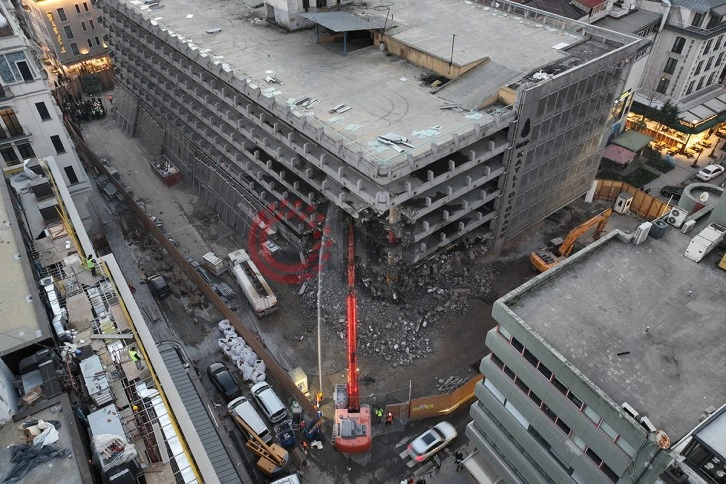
19;0;110;82
467;186;726;483
97;0;641;274
0;0;90;216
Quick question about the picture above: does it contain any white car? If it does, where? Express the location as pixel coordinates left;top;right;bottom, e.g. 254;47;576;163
407;421;458;462
696;164;725;181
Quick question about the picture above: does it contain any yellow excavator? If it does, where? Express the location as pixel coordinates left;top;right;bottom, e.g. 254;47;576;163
530;208;613;272
232;414;288;477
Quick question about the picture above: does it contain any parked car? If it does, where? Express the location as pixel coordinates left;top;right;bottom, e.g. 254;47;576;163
207;362;242;401
660;185;684;200
147;274;171;299
250;381;287;423
406;421;458;462
696;164;725;181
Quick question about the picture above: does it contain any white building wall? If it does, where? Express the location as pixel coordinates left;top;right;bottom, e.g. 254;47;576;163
0;357;17;424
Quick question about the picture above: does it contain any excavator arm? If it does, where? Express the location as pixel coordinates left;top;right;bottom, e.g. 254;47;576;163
232;414;287;475
530;208;612;272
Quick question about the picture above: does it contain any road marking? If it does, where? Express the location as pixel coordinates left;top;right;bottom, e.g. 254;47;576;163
399;449;417;467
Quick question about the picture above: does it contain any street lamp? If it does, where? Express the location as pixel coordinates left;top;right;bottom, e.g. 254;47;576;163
691;149;703;168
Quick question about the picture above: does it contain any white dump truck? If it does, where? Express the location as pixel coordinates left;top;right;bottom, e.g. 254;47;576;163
228;249;278;316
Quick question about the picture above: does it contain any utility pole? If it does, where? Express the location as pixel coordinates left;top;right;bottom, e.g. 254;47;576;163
449;34;457;67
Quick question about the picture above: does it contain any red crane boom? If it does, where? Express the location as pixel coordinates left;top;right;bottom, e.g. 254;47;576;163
346;219;359;412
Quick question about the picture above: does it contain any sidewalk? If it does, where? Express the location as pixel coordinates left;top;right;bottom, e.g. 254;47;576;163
644;140;726;193
404;445;474;484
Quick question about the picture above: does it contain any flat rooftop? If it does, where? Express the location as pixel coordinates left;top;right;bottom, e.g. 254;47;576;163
505;209;726;441
121;0;636;164
0;177;47;355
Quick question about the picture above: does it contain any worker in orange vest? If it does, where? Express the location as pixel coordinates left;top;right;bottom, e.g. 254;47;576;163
385;412;393;425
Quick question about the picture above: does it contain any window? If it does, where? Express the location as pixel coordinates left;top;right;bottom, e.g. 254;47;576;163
704;39;713;54
586;448;603;466
81;21;87;31
0;109;23;136
511;337;524;353
515;377;530;394
537;363;552;380
542;404;557;422
706;56;714;70
503;366;516;381
0;146;18;165
716;35;724;50
572;435;587;451
84;2;90;12
16;61;33;82
672;36;686;53
50;135;65;153
555;418;571;435
708;72;716;85
663;58;678;74
686;80;696;95
17;142;34;159
97;16;103;25
75;4;81;13
57;8;67;22
87;39;93;49
94;36;100;46
64;25;74;39
602;464;618;483
584;406;601;424
552;377;567;395
529;391;542;407
35;102;51;120
656;77;670;94
523;349;538;366
599;421;618;441
498;325;512;340
695;60;704;75
89;19;95;29
692;12;704;28
505;401;530;429
64;166;79;184
717;52;725;66
697;76;706;90
491;353;504;369
567;391;583;409
70;43;80;55
617;438;636;457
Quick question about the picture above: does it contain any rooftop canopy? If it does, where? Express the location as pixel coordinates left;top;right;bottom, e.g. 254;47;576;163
611;129;653;152
299;12;388;32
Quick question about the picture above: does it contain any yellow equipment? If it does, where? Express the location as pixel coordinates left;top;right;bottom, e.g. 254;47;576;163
530;208;613;272
718;253;726;271
232;414;288;477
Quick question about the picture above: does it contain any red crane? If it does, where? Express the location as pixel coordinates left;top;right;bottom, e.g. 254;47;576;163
333;220;372;453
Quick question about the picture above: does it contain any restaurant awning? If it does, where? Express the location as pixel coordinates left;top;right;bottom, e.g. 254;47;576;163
602;144;636;166
611;130;653;152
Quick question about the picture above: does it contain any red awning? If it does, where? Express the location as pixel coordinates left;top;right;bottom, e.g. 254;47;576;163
602;144;636;166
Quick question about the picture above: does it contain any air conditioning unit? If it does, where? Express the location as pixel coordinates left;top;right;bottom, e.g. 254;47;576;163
633;222;651;244
666;207;688;228
614;192;633;215
681;219;696;234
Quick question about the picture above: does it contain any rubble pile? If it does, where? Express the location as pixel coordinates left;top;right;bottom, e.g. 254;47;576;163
299;243;500;367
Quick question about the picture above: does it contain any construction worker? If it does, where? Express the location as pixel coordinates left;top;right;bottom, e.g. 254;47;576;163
385;411;393;425
128;347;142;370
86;254;96;277
374;407;383;420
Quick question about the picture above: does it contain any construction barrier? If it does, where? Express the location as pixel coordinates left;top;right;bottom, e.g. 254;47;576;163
386;375;483;421
594;179;671;220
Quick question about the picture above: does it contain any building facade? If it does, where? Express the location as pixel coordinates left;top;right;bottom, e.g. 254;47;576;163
19;0;110;83
0;0;90;215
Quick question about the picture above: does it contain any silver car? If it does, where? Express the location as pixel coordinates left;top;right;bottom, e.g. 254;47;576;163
407;421;458;462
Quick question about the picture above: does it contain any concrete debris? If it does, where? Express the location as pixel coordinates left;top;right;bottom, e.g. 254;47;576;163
298;239;496;367
437;376;468;394
264;75;284;85
330;104;352;114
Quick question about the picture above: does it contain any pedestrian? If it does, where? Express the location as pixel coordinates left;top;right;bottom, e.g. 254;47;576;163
433;454;441;473
455;450;464;472
375;407;383;420
86;254;96;277
107;94;113;104
385;411;393;425
301;440;308;456
128;347;143;369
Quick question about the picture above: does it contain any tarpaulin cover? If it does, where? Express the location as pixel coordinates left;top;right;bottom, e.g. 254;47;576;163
2;444;71;483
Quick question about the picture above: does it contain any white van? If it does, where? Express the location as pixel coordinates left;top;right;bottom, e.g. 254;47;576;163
251;382;287;423
228;396;272;443
270;474;300;484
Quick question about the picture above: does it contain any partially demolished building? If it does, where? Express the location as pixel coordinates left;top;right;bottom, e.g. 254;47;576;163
100;0;642;272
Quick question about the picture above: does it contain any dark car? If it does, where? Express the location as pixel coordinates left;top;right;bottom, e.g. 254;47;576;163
147;274;171;299
207;362;242;401
660;185;684;200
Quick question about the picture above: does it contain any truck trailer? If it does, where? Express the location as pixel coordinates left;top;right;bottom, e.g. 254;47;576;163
228;249;278;316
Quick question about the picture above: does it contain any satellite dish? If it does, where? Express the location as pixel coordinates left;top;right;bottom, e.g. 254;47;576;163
655;430;671;449
699;192;710;203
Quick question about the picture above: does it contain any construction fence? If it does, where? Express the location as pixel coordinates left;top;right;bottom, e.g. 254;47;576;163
593;179;672;220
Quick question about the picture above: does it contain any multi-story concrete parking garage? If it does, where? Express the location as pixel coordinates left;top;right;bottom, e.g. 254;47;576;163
99;0;641;272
